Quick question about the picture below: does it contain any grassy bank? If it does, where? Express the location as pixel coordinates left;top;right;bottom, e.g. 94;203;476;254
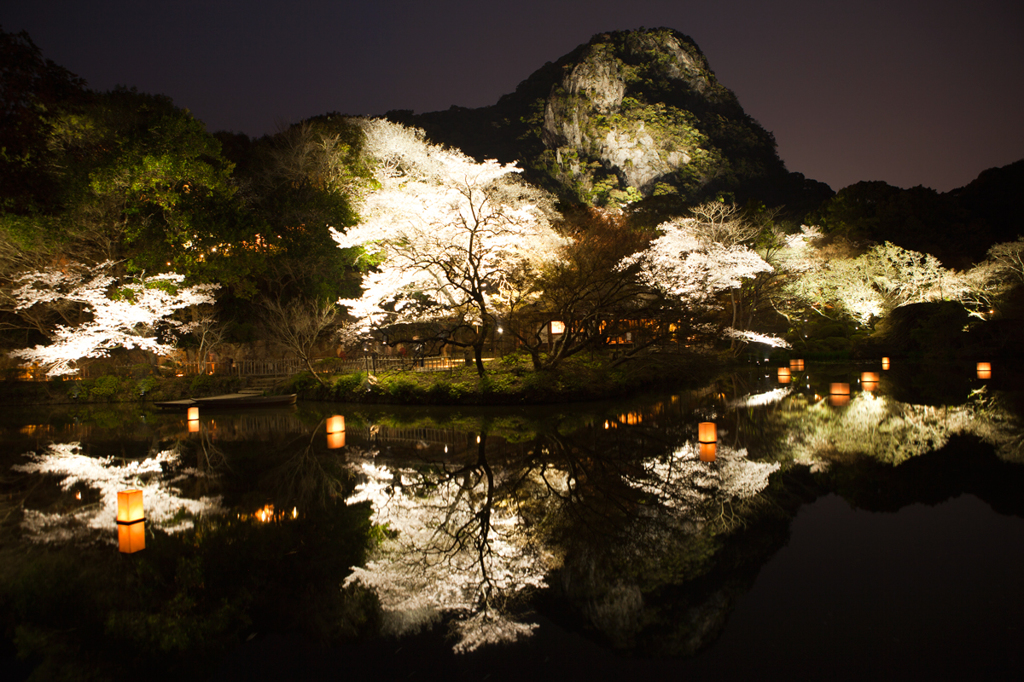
0;351;726;407
285;351;725;405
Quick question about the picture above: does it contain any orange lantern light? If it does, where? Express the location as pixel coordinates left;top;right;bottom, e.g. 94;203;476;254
188;419;200;433
117;519;145;554
327;431;346;449
187;406;199;421
861;372;879;392
117;489;144;524
829;382;851;406
778;367;792;384
550;320;565;335
326;415;345;434
977;362;992;380
117;489;145;554
699;442;717;462
698;422;717;444
881;357;890;370
789;359;805;371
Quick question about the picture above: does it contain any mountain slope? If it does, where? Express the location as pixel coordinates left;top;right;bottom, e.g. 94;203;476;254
389;28;828;211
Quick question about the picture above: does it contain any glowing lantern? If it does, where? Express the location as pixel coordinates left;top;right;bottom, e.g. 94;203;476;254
829;382;850;407
881;357;890;370
778;367;791;384
977;362;992;380
187;406;199;420
117;489;144;524
327;431;346;449
550;320;565;335
861;372;879;392
117;489;145;554
789;359;805;371
699;422;717;444
117;520;145;554
699;442;717;462
326;415;345;433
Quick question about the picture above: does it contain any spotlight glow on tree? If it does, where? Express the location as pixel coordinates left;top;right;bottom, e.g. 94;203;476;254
9;261;218;376
332;119;564;376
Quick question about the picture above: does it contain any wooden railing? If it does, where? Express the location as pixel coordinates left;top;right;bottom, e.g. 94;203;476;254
15;354;475;381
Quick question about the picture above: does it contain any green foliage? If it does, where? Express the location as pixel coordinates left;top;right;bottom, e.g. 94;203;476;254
89;375;121;398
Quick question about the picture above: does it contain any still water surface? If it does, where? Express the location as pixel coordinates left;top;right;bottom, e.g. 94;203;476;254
2;362;1022;679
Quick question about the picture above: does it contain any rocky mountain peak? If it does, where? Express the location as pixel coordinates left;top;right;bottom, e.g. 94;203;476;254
390;28;821;211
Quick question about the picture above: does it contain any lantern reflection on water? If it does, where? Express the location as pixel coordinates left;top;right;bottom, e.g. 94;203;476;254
187;406;199;433
117;520;145;553
977;362;992;380
882;357;891;370
699;442;717;462
116;489;145;553
789;359;805;371
829;382;851;407
327;415;346;449
861;372;879;392
778;367;791;384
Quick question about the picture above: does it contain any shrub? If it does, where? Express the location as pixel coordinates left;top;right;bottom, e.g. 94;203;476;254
331;373;363;399
90;375;122;399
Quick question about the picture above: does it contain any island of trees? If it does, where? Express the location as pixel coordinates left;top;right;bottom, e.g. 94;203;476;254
2;26;1022;403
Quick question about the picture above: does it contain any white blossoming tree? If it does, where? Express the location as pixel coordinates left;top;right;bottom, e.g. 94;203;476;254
619;206;778;348
332;119;565;376
8;261;218;376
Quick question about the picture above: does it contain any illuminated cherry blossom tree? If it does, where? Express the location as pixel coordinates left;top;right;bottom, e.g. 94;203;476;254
332;119;564;376
8;261;217;376
619;208;776;349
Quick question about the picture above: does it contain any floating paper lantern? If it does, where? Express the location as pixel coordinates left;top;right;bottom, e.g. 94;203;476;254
789;359;805;371
117;489;145;554
326;415;345;433
117;489;144;524
977;362;992;380
861;372;879;392
117;520;145;554
187;406;199;421
778;367;792;383
699;442;717;462
327;431;346;449
829;382;851;406
699;422;717;444
881;357;890;370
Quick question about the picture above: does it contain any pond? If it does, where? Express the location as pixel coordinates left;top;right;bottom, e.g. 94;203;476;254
2;361;1023;680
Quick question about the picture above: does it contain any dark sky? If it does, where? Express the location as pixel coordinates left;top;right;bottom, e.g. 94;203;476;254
5;0;1023;192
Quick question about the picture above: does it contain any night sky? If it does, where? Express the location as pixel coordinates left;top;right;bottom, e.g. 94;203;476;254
5;0;1023;193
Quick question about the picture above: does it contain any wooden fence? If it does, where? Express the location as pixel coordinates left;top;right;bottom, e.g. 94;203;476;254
15;353;474;381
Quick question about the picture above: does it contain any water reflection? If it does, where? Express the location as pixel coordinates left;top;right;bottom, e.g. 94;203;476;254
2;364;1024;670
12;442;222;544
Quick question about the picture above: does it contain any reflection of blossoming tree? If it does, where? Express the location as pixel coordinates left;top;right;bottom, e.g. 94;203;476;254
767;390;1024;466
12;442;222;544
344;435;553;652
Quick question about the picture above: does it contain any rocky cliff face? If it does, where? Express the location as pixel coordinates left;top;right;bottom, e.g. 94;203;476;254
390;28;818;210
